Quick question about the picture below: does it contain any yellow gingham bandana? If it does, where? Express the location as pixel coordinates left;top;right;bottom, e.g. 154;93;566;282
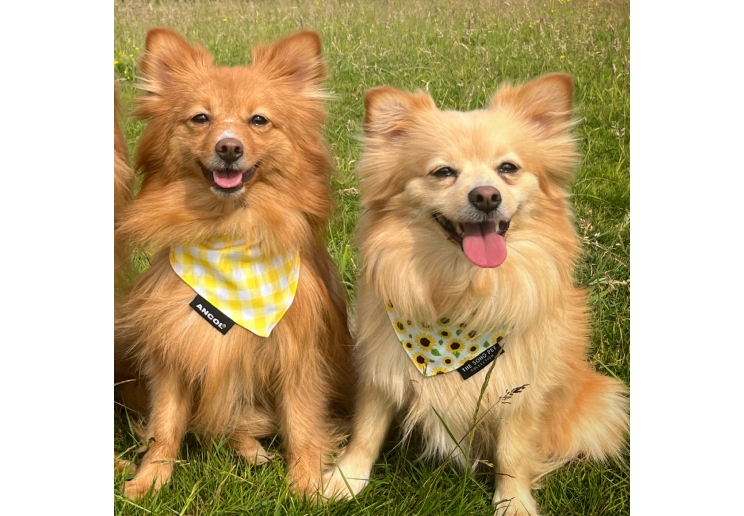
170;239;300;337
385;300;507;378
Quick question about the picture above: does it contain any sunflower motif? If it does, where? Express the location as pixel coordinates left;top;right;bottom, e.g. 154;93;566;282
446;338;465;353
464;328;482;341
438;317;451;325
442;356;455;367
385;300;395;312
437;328;452;339
392;317;407;333
420;321;432;329
466;343;480;355
402;340;415;352
414;333;435;350
410;352;429;370
429;367;449;376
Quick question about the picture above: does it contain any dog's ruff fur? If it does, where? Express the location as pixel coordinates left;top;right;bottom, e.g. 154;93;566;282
114;28;353;500
322;73;628;515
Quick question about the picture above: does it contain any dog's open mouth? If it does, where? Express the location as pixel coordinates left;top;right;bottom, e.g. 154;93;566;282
200;163;259;194
432;213;510;268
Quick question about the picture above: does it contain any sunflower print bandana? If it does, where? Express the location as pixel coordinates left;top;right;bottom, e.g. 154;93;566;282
385;300;506;378
170;238;300;337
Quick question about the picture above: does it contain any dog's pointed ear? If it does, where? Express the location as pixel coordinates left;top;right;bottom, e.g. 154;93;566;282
490;73;574;136
138;28;213;95
363;87;436;139
251;30;327;90
493;73;578;196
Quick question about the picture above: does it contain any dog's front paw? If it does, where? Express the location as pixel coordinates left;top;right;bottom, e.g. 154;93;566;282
122;474;163;500
493;489;540;516
321;464;370;501
285;465;324;503
122;462;173;500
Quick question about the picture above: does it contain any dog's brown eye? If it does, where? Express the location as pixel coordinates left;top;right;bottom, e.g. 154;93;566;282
498;162;519;174
191;114;209;124
431;167;457;179
250;115;269;126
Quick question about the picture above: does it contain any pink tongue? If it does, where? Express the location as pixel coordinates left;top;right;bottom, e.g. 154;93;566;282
213;170;243;188
462;222;507;268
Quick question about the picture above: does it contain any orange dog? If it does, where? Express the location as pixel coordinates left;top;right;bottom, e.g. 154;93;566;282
115;28;353;500
323;74;628;515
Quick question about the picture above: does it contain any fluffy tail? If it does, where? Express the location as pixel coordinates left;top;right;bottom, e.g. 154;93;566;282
114;82;135;285
539;364;629;463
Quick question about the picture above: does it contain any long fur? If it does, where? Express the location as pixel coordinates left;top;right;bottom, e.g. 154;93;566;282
114;82;147;431
322;73;628;515
114;92;139;471
114;83;135;284
115;28;354;500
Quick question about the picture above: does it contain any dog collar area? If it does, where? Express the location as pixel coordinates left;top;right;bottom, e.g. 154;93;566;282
384;300;506;379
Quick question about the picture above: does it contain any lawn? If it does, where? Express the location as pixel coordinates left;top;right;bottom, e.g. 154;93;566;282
114;0;629;514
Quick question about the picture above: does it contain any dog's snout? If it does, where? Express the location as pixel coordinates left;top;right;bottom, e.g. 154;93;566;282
468;186;501;213
215;138;244;163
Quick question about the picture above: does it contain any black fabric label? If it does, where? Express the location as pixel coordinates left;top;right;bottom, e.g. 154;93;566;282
457;340;504;380
189;294;235;335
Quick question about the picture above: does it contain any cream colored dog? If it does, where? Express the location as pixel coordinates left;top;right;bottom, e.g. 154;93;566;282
322;73;628;515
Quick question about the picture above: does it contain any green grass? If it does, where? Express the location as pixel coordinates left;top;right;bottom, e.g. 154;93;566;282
115;0;629;514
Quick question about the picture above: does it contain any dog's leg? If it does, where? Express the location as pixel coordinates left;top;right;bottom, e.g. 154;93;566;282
227;407;278;466
123;367;191;499
491;408;542;516
275;363;335;500
322;384;396;500
539;364;628;461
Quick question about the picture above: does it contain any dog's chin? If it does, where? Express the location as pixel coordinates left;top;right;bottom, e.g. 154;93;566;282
432;212;510;269
199;163;259;198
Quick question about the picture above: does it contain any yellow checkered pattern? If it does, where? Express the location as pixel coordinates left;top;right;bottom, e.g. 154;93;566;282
170;238;300;337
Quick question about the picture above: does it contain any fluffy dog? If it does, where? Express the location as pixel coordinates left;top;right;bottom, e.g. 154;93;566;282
115;28;353;500
322;73;628;515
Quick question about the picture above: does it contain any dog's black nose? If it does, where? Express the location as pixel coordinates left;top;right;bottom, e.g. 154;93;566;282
215;138;244;163
468;186;501;213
